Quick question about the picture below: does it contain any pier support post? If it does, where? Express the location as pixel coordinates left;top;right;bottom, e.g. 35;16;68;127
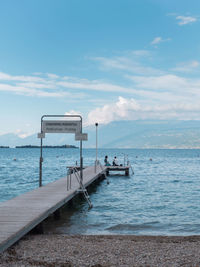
30;222;44;234
125;168;129;176
53;210;61;220
68;199;73;207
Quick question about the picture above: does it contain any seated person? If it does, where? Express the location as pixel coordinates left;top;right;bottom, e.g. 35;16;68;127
112;156;119;166
104;155;111;166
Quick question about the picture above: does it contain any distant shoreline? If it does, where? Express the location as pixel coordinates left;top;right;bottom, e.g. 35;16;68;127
15;145;78;149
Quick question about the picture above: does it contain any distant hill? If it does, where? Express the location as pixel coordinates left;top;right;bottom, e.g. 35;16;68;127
1;120;200;148
86;120;200;148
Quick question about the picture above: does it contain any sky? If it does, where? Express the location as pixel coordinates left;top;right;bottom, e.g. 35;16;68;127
1;0;200;138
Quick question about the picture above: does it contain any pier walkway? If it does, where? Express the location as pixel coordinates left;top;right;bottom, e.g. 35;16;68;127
0;165;106;253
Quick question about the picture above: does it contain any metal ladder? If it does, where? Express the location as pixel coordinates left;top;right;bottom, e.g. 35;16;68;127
67;167;93;209
123;153;134;176
97;160;109;184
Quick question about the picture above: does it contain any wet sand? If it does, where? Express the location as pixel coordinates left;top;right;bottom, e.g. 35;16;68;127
1;234;200;266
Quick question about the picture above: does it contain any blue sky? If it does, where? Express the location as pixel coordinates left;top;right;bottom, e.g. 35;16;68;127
1;0;200;137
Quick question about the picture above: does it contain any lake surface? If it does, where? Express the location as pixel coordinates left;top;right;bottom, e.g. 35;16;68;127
1;148;200;236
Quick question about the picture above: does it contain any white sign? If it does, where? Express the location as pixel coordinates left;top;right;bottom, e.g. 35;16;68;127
42;120;81;133
75;133;88;141
37;132;45;139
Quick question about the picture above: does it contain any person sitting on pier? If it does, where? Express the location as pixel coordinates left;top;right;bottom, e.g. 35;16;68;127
112;156;119;166
104;155;111;166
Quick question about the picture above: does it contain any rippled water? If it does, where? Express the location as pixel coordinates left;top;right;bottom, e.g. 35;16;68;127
1;148;200;235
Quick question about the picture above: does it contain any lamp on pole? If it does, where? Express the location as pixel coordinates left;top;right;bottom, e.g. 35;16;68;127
95;122;98;172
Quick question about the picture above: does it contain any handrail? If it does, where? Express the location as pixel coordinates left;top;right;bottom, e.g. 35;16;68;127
67;168;72;190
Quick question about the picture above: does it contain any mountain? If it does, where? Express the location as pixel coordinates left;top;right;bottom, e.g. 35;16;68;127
1;120;200;148
97;120;200;148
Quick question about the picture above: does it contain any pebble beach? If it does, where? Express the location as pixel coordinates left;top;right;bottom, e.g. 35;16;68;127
1;234;200;267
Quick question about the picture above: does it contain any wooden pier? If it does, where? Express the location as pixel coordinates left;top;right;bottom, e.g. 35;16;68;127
0;165;106;253
0;164;132;253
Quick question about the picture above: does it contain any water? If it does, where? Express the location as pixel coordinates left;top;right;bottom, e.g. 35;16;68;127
1;148;200;236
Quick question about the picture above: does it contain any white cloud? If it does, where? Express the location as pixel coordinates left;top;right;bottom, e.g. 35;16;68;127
151;37;162;45
151;37;171;46
85;96;200;126
0;72;12;80
64;110;82;117
3;47;200;135
15;129;33;138
58;79;133;94
93;55;163;75
0;81;82;98
46;73;59;79
16;81;56;89
129;74;200;91
0;72;45;82
172;60;200;72
123;73;200;112
127;74;187;91
86;97;140;125
176;15;197;25
16;132;31;139
0;71;137;97
2;68;200;116
2;53;200;127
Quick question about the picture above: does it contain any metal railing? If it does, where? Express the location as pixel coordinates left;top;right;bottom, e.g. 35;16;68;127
67;168;72;190
122;153;134;175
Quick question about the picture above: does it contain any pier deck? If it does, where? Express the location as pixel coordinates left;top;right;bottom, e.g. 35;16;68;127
106;165;131;176
0;165;106;253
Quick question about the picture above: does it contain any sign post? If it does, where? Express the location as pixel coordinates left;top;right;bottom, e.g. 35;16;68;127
95;123;98;173
38;115;84;187
75;133;88;141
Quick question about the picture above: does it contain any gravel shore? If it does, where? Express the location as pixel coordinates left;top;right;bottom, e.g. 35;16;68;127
1;234;200;267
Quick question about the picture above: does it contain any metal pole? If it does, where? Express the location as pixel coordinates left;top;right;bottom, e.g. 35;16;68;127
39;137;43;187
95;123;98;172
95;123;98;163
80;117;83;184
39;117;44;187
